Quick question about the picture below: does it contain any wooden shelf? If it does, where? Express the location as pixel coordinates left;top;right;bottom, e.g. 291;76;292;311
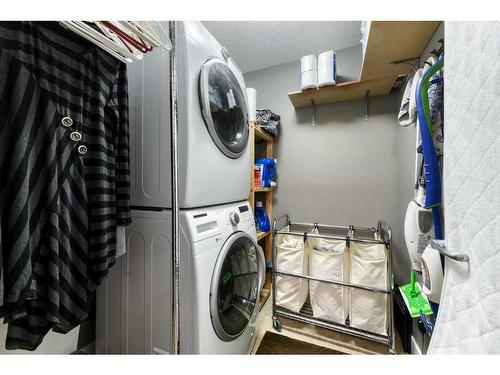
360;21;441;81
288;77;396;108
256;231;270;241
288;21;440;109
254;187;273;193
253;124;273;142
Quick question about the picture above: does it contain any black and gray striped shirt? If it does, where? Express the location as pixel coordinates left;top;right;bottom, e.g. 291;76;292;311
0;21;131;350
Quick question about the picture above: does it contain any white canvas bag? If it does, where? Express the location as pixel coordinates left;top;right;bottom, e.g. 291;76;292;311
308;228;349;324
275;226;309;312
349;240;388;335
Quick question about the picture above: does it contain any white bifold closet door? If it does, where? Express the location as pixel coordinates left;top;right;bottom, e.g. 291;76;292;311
428;22;500;354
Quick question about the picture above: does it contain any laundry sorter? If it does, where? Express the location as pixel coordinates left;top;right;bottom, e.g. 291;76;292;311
271;215;396;354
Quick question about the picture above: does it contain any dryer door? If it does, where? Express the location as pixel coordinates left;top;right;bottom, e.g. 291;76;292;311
210;232;265;341
199;58;249;159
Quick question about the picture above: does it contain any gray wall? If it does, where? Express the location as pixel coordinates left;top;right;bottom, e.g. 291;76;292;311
244;45;404;280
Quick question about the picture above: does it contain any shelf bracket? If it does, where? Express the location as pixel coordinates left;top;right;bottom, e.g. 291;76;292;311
365;90;370;121
311;99;316;127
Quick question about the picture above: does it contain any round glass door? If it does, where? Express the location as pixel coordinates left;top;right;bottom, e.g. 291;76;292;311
210;232;264;341
199;58;249;159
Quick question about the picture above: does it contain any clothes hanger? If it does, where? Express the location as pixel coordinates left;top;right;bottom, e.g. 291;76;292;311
128;21;161;47
151;21;172;51
118;21;156;51
135;21;172;51
59;21;131;63
134;21;172;51
112;21;153;52
100;21;150;53
74;21;137;62
95;21;144;61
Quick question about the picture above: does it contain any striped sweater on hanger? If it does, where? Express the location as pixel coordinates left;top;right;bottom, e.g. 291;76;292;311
0;22;131;350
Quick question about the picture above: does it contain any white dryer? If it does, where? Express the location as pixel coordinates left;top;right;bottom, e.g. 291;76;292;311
128;21;250;209
179;201;265;354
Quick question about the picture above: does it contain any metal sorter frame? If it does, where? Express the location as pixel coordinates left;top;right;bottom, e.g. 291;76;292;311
271;215;396;354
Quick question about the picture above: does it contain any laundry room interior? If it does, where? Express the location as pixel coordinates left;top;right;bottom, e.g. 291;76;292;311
0;12;499;362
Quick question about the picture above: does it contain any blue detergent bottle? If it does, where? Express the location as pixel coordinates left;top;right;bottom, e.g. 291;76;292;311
255;158;277;188
255;202;270;232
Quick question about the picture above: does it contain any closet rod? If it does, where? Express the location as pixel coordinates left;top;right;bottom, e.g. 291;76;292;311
169;21;180;355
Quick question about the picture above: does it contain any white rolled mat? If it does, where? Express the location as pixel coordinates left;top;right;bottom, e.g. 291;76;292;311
246;87;257;122
308;229;349;324
317;50;336;87
349;241;388;336
275;226;309;313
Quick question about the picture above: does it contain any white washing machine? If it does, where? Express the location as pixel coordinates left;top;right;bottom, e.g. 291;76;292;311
128;21;250;209
179;201;265;354
96;201;264;354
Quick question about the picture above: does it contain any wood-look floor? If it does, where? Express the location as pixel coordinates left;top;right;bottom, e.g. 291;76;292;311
255;331;347;355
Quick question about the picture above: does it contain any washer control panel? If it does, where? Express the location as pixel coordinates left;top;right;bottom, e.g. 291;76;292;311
224;202;254;233
185;201;257;243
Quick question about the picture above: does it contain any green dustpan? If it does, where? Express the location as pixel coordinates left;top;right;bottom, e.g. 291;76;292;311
399;271;433;318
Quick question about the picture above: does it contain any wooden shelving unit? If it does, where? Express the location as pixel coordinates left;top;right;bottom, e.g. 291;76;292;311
248;121;274;309
288;21;441;108
256;231;270;241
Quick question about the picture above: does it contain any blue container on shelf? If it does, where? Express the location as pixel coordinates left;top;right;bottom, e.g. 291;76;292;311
255;202;270;232
255;158;277;188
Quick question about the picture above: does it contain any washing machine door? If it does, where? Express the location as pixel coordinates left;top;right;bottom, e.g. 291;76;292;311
210;231;265;341
199;57;249;159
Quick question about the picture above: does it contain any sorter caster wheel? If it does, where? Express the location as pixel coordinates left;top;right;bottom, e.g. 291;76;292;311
272;317;282;332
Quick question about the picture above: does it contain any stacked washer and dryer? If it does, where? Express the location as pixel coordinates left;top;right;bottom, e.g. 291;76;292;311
96;22;265;354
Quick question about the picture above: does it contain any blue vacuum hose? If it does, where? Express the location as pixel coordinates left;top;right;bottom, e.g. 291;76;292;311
416;57;444;240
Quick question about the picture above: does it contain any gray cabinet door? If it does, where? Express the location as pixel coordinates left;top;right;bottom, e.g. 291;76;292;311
128;22;172;208
96;210;172;354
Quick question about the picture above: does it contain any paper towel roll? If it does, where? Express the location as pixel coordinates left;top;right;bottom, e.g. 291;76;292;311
318;50;336;87
301;70;317;91
246;87;257;122
300;55;318;90
301;55;317;72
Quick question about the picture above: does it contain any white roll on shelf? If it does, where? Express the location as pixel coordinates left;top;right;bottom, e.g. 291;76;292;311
300;55;318;91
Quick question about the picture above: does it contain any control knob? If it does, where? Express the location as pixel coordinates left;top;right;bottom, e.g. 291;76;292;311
229;212;240;225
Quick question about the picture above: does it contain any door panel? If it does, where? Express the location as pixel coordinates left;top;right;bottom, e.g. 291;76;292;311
129;22;172;208
96;211;172;354
210;232;264;341
199;58;249;159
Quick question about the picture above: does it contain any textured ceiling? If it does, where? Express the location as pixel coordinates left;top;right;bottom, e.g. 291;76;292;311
202;21;362;73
